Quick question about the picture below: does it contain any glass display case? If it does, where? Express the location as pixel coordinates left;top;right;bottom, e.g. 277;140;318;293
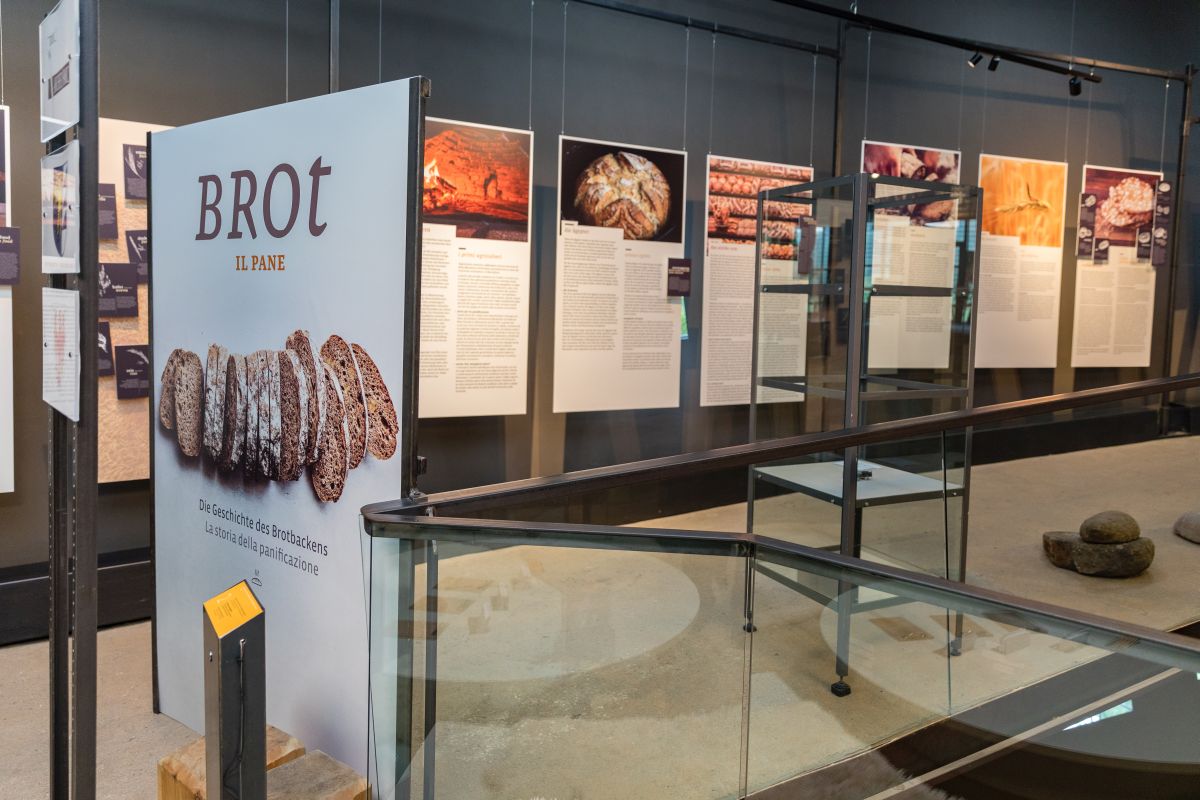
746;172;981;695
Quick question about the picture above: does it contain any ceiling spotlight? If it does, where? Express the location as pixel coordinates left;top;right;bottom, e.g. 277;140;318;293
968;52;983;68
988;55;1000;71
1069;75;1082;96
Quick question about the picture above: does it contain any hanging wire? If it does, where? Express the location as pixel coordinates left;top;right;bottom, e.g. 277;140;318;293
681;25;690;150
1082;73;1094;164
528;0;535;130
284;0;290;101
979;66;989;153
1158;80;1171;176
560;1;568;134
956;47;966;152
861;30;872;142
1063;0;1077;162
706;32;716;153
808;53;817;168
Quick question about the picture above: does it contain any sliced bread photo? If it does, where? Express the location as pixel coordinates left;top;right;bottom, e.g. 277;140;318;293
350;343;398;461
310;362;349;502
173;350;204;458
320;335;368;470
158;348;185;430
277;349;308;482
202;344;230;461
243;351;263;477
219;353;247;472
258;350;279;480
285;329;326;465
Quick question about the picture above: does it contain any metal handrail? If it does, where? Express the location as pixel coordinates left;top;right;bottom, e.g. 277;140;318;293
365;371;1200;518
360;514;1200;671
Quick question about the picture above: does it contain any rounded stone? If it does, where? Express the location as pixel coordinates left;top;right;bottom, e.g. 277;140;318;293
1079;510;1140;544
1042;531;1078;569
1071;537;1155;578
1173;511;1200;544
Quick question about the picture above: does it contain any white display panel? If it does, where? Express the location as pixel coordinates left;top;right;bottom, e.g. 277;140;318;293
39;0;80;142
861;140;960;371
0;287;13;492
42;287;80;421
1070;164;1161;368
701;154;812;407
151;79;420;772
553;135;685;413
976;154;1068;368
418;118;532;418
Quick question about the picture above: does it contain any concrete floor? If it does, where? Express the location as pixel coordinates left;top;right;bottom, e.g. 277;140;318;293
3;437;1200;799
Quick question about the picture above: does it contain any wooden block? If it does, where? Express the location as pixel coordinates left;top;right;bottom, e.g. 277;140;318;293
267;751;368;800
157;725;305;799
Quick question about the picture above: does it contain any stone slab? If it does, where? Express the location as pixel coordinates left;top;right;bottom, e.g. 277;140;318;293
157;725;304;800
266;750;368;800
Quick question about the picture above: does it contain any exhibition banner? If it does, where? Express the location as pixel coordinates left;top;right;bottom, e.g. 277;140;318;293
151;78;420;771
700;154;812;407
976;154;1068;368
553;135;685;413
419;118;532;418
861;140;960;370
98;118;172;484
1070;165;1160;368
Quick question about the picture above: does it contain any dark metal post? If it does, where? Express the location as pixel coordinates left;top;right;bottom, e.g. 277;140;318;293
831;173;868;697
400;78;430;499
1159;64;1194;431
831;22;845;176
147;132;160;715
71;1;101;797
203;584;267;800
422;540;439;800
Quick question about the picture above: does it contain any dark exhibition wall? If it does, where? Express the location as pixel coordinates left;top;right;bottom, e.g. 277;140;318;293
1;0;1199;637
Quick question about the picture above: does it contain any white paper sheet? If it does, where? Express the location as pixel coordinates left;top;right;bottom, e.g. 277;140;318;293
42;287;80;421
418;119;533;418
553;135;685;412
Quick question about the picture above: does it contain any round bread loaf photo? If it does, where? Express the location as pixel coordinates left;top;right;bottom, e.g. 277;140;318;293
573;151;671;241
350;343;397;461
158;348;186;430
310;363;349;503
320;335;369;471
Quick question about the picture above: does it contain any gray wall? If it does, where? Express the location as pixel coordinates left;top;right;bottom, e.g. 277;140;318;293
1;0;1198;571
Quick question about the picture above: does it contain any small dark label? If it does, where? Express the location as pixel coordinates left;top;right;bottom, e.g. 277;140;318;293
1093;238;1110;265
122;144;148;200
1135;227;1152;261
98;263;138;317
1077;193;1097;259
49;62;70;98
1151;180;1172;268
98;183;118;239
115;344;151;399
97;321;113;376
667;258;691;297
125;229;149;281
0;227;19;285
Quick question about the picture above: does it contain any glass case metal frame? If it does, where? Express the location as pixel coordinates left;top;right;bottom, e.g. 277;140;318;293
747;171;983;696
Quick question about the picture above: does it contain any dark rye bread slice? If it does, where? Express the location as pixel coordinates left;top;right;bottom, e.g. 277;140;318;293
173;350;204;458
320;335;368;470
285;330;326;465
277;350;308;482
202;344;229;461
350;343;398;460
242;351;262;477
219;353;247;472
158;348;186;430
310;363;349;502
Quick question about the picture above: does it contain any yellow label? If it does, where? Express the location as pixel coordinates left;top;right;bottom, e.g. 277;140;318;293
203;581;263;639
